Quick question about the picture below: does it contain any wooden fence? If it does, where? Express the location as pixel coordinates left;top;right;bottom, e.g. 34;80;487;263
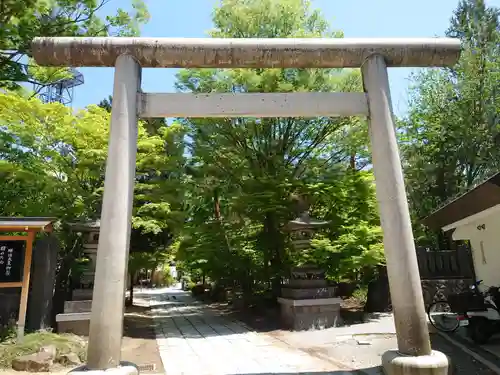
416;244;475;280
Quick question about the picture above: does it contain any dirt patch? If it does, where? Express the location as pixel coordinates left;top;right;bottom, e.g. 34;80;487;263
208;298;371;333
207;301;282;333
121;305;164;374
0;305;163;375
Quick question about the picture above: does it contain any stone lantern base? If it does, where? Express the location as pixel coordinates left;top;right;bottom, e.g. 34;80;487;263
278;297;342;331
278;266;342;331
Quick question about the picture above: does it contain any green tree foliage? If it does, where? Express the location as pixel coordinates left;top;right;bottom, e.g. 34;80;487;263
7;0;497;312
0;0;150;90
175;0;384;298
399;0;500;246
97;94;187;237
0;90;184;315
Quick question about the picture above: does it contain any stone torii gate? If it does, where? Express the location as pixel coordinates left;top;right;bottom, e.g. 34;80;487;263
32;37;461;375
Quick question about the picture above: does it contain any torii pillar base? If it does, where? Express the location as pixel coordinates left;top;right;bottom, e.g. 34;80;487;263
69;362;139;375
382;350;450;375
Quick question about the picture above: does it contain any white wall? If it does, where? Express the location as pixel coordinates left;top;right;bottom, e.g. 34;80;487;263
452;209;500;288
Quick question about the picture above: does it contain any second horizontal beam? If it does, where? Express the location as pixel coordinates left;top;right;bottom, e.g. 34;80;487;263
139;92;368;118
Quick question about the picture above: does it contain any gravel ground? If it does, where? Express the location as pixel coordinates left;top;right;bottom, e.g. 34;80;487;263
430;334;497;375
303;333;497;375
205;302;498;374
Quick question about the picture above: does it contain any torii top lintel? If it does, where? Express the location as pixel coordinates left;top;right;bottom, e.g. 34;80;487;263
31;37;461;69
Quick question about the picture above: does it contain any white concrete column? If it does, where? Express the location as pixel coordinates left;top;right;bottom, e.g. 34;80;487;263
361;54;432;356
87;54;141;370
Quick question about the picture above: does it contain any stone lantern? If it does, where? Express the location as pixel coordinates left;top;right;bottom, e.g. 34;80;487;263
55;220;101;336
68;220;101;300
277;202;342;331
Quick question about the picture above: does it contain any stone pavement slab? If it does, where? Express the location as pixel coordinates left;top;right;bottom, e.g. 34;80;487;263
275;313;396;349
273;313;498;375
147;287;352;375
453;328;500;360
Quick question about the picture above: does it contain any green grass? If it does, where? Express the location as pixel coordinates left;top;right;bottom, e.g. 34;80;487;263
0;331;87;368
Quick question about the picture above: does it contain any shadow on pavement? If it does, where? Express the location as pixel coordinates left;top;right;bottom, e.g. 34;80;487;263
123;305;156;339
121;304;165;374
143;288;259;339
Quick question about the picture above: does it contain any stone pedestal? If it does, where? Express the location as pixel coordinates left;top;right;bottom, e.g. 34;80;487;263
382;350;449;375
80;231;99;288
56;222;100;335
278;297;341;330
56;300;92;335
278;266;342;331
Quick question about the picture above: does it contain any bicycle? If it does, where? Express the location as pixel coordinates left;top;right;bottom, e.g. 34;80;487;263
427;280;484;333
427;300;461;332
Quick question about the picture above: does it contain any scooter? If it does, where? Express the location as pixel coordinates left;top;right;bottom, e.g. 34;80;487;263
457;281;500;344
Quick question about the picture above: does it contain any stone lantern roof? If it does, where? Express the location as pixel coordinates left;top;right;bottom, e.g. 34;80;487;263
67;220;101;233
284;212;329;232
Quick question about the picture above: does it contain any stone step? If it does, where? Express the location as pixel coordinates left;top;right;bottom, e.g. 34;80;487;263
56;312;90;336
72;289;94;300
285;279;328;288
56;312;90;322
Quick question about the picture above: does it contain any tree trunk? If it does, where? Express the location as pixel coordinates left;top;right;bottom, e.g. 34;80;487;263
150;268;156;287
264;213;283;299
350;153;356;169
128;271;134;306
214;188;221;220
51;255;73;329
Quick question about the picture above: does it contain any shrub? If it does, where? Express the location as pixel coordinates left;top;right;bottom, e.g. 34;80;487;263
0;331;86;368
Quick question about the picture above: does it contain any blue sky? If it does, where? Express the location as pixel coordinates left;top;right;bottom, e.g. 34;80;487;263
69;0;500;117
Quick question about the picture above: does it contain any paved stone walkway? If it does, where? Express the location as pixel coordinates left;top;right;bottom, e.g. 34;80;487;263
149;287;350;375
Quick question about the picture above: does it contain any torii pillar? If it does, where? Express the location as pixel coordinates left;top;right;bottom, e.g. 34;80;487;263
31;37;461;375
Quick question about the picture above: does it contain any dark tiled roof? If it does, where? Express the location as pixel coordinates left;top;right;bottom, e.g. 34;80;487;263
422;172;500;230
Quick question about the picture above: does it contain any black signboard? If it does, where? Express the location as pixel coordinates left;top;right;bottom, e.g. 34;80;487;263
0;240;25;283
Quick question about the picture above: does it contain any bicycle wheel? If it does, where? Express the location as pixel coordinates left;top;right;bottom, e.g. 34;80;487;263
427;300;460;332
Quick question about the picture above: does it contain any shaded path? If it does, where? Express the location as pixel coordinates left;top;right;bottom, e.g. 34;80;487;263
146;287;354;375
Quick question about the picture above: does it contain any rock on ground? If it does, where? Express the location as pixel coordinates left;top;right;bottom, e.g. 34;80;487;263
56;352;81;366
11;352;53;372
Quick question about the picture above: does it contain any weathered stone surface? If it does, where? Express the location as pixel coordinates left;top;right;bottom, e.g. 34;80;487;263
31;37;462;69
287;279;328;288
12;351;53;372
40;344;57;358
72;289;94;301
382;350;449;375
57;318;90;336
64;300;92;313
57;352;82;366
280;302;342;331
281;286;337;299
